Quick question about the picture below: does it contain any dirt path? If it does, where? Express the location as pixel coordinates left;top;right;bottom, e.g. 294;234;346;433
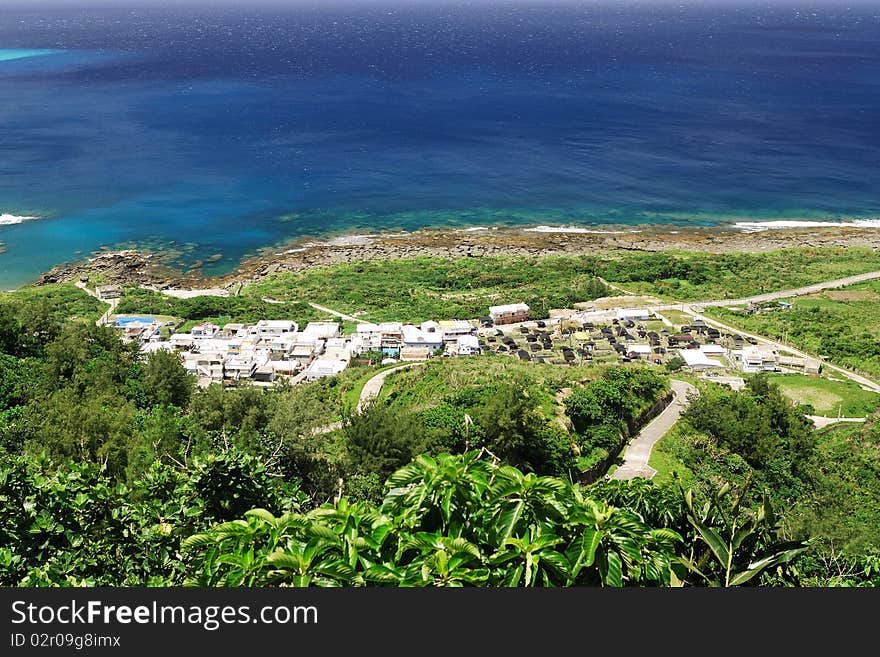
75;280;118;326
308;302;366;324
807;415;867;430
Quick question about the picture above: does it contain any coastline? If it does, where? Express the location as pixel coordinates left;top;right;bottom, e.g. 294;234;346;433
27;222;880;292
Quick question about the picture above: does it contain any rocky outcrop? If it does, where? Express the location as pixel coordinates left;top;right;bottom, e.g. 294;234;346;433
29;224;880;291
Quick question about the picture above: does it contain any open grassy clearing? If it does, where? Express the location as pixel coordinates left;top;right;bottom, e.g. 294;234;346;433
768;373;880;417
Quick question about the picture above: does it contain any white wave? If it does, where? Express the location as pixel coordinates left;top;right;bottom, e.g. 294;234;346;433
524;225;639;234
735;219;880;233
0;213;39;226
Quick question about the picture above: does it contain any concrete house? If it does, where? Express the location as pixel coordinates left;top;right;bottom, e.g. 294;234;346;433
95;285;122;301
456;334;480;356
402;324;444;350
488;303;530;326
304;358;348;381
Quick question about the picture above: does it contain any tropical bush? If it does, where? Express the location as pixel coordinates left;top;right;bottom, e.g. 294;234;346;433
182;452;682;586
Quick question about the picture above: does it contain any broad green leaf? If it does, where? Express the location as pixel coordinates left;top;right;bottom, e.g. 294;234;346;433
604;551;623;587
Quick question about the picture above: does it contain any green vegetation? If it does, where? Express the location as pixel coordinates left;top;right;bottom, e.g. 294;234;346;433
3;246;880;587
376;357;669;477
650;374;880;584
767;374;880;417
785;421;880;556
107;248;880;329
647;424;698;489
707;281;880;377
115;287;326;329
605;247;880;301
0;283;104;325
249;256;614;322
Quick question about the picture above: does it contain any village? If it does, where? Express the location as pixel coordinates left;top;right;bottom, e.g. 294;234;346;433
96;283;823;389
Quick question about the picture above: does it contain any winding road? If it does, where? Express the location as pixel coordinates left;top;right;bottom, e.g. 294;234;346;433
312;362;422;435
610;380;697;480
356;362;420;411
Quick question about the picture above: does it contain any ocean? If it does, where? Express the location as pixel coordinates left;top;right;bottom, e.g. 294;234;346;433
1;1;878;288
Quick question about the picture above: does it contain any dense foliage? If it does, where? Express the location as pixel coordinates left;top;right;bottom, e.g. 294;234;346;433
3;257;880;587
652;374;880;580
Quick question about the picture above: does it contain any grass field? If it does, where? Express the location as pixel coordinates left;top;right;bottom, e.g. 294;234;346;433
768;373;880;417
377;355;603;412
657;308;694;327
245;248;880;323
646;423;699;489
611;247;880;301
249;256;614;323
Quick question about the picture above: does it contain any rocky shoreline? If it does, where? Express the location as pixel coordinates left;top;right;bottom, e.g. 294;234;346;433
32;224;880;291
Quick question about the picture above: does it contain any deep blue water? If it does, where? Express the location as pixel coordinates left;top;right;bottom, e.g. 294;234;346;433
1;1;879;288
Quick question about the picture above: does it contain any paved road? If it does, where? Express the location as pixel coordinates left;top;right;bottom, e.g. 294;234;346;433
308;302;366;324
357;362;420;411
311;362;421;434
686;306;880;393
650;270;880;314
697;270;880;308
610;379;697;481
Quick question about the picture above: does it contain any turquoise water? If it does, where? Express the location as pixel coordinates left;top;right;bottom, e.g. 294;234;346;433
0;49;58;62
0;3;879;289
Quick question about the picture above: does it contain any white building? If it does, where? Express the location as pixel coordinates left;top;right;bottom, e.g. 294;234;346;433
626;344;653;357
191;322;220;339
456;335;480;356
268;333;299;359
253;320;298;338
699;344;727;357
304;358;348;381
183;351;225;380
738;346;778;373
224;352;269;380
302;321;341;341
680;349;725;370
616;308;651;322
402;324;444;350
489;303;530;326
169;333;195;349
290;343;322;364
324;337;351;362
438;320;474;341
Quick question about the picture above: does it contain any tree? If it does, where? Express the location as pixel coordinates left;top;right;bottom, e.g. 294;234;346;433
182;452;683;587
142;349;195;409
471;377;549;472
343;404;429;482
679;482;807;587
665;354;685;372
25;388;137;478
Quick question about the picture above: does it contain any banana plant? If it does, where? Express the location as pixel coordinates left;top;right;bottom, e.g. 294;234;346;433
679;483;807;587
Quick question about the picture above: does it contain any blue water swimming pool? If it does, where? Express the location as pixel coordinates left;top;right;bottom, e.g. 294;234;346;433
115;316;155;326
